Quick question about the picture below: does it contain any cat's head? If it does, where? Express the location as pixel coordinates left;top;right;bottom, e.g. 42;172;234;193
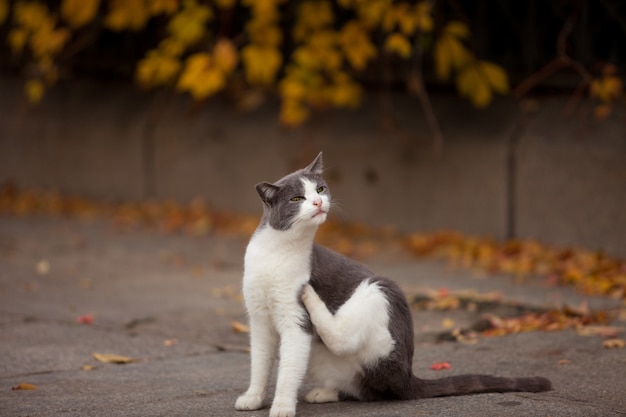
255;152;331;231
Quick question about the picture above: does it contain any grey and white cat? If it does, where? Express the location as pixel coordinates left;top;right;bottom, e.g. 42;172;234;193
235;153;551;417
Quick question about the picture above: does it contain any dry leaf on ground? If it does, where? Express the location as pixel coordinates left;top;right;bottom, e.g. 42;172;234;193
429;361;451;371
603;338;626;349
231;320;250;333
92;352;137;364
11;382;38;390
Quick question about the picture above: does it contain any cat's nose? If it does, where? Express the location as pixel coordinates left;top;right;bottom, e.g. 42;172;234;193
312;198;323;207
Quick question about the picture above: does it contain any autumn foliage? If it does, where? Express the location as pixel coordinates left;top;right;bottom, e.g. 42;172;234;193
2;0;622;126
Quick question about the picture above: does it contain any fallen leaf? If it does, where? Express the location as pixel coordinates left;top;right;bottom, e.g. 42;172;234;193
92;352;137;364
163;338;178;347
36;260;50;275
576;325;621;338
603;338;626;349
441;318;455;329
81;365;97;371
12;382;37;390
231;320;250;333
430;361;451;371
558;359;571;365
76;314;94;325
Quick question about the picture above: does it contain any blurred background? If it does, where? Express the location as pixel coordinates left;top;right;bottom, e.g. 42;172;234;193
0;0;625;257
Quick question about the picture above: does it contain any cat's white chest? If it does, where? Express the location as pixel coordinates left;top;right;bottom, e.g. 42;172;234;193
242;226;313;323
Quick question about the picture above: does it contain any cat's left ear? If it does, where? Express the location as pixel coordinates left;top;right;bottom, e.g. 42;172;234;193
256;182;280;206
305;152;323;176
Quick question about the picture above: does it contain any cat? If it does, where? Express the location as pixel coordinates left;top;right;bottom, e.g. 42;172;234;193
235;153;551;417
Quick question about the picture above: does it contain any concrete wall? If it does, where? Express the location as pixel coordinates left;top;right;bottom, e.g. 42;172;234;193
1;76;625;257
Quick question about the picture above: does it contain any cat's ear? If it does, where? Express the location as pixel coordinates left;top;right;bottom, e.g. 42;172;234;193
305;152;324;175
256;182;280;205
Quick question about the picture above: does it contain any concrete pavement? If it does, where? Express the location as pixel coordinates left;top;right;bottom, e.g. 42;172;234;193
1;217;625;416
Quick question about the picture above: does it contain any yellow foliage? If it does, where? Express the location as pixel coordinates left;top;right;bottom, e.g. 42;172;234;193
177;53;225;99
30;23;71;58
247;19;282;47
355;0;390;29
105;0;150;31
136;50;181;87
294;1;334;41
382;2;432;34
24;79;44;104
338;22;376;71
444;20;469;39
61;0;100;28
456;61;509;108
0;0;8;24
329;72;362;108
8;28;28;54
14;1;49;30
384;33;411;58
590;75;623;102
434;33;472;80
242;45;282;84
213;38;238;73
148;0;180;15
167;0;212;46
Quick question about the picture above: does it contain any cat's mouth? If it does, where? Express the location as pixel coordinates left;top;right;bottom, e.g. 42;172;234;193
312;209;328;218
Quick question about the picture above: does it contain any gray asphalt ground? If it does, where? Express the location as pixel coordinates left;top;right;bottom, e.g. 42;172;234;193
1;217;625;417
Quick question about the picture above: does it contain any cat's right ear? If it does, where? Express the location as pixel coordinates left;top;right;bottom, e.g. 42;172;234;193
256;182;280;205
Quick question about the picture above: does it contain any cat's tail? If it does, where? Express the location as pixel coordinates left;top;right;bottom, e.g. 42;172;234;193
410;374;552;399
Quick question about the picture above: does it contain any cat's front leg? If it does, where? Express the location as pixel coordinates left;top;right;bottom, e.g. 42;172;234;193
270;325;312;417
235;313;278;411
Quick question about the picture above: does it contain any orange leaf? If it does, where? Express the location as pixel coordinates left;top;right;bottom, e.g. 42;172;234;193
92;352;137;364
430;361;451;371
12;382;38;390
77;314;94;325
231;320;250;333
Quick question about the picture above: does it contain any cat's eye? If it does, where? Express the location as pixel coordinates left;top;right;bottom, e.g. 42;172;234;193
316;186;325;193
290;196;304;202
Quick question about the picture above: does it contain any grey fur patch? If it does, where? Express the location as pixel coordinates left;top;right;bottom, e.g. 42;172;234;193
254;153;328;231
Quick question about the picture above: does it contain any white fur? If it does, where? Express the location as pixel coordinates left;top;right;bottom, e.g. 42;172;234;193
302;281;395;402
236;177;330;417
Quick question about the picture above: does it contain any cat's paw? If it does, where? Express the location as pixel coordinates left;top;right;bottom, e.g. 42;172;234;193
305;387;339;403
300;284;318;306
235;392;264;411
269;403;296;417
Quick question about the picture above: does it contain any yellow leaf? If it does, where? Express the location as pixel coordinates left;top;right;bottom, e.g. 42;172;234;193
61;0;100;28
384;33;411;59
415;2;433;32
25;79;45;104
167;1;212;46
105;0;150;31
338;22;376;71
0;0;8;24
30;25;71;58
479;61;509;94
444;21;470;39
8;28;28;54
434;35;471;80
92;352;137;364
148;0;179;15
231;320;250;333
12;382;38;391
213;38;238;73
136;50;181;87
603;338;626;349
177;53;225;99
241;45;282;84
456;64;492;108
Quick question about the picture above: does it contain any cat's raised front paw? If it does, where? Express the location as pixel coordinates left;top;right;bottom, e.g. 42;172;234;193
300;284;317;306
235;392;264;411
